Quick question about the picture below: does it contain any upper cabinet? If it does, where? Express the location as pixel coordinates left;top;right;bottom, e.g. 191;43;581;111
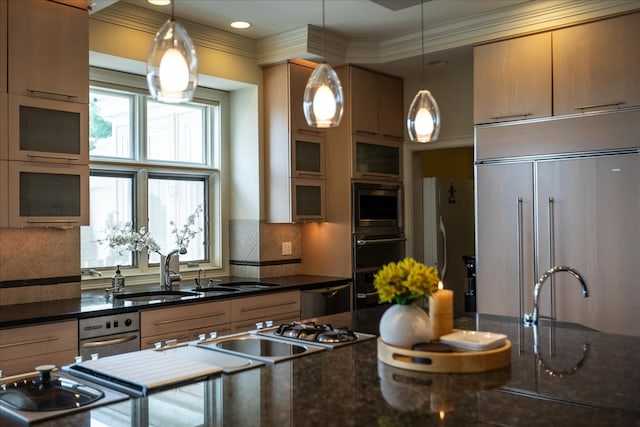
474;11;640;125
7;0;89;103
350;66;404;140
553;12;640;116
474;33;552;124
264;60;326;223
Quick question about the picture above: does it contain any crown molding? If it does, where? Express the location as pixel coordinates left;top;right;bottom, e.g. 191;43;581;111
93;1;639;68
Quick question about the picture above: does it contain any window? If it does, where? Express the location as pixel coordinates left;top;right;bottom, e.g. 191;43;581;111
81;69;225;279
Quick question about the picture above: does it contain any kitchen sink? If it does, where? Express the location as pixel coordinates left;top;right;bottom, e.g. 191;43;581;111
113;290;202;302
155;344;263;373
195;333;325;364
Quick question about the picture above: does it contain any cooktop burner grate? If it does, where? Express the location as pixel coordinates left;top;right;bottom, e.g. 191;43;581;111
273;322;360;344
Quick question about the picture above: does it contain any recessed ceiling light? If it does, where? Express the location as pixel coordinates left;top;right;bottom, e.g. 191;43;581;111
148;0;171;5
230;21;252;30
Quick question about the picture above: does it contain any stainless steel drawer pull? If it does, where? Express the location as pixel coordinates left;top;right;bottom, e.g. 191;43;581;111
240;301;298;313
304;284;350;295
26;220;79;224
27;88;78;100
574;101;624;111
153;311;227;325
27;154;80;161
489;113;532;120
0;336;59;348
296;128;323;135
81;335;138;348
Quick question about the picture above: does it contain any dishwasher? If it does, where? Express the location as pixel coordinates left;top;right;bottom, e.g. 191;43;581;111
78;312;140;360
300;283;352;318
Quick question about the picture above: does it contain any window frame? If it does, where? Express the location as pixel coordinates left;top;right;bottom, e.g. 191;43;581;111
81;67;228;288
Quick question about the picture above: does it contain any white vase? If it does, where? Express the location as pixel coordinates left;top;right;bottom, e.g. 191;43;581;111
379;303;432;349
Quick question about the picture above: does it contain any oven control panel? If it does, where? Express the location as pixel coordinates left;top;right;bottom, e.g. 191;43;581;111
79;313;140;340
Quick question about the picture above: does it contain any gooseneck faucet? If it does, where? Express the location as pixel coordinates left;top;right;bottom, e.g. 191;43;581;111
164;248;187;290
524;265;589;325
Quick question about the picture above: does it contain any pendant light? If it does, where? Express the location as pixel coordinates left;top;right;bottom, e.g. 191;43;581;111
407;0;440;142
146;0;198;103
303;0;344;128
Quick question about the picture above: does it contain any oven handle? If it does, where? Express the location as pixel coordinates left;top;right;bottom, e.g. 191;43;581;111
80;334;138;348
356;291;378;298
356;237;406;246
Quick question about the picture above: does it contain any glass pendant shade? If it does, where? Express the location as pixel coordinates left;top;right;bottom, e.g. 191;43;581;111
407;89;440;143
303;63;344;128
147;18;198;103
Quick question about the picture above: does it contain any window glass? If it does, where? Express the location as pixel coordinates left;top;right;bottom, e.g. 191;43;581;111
89;90;133;159
81;173;134;269
147;100;205;164
148;176;206;264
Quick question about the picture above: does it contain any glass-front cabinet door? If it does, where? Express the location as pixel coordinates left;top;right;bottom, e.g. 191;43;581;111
352;135;402;181
292;178;325;222
292;133;325;178
8;161;89;227
8;95;88;164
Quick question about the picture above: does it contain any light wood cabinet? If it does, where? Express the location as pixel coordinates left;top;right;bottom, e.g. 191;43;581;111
350;67;404;140
230;290;300;332
474;32;552;124
7;161;89;227
0;320;78;376
264;60;326;222
140;300;231;349
552;12;640;116
7;0;89;104
0;0;6;94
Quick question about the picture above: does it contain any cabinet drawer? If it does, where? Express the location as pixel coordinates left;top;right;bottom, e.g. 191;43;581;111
0;320;78;366
7;161;89;227
231;291;300;323
141;300;231;338
140;323;233;350
8;95;89;164
230;312;300;333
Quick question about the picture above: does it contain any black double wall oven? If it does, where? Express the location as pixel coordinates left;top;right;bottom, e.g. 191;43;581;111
352;182;405;309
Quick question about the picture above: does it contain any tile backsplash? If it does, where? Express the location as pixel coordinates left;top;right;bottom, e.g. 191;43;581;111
0;227;81;305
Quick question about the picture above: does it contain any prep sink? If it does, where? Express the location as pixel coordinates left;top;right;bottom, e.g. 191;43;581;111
113;290;201;302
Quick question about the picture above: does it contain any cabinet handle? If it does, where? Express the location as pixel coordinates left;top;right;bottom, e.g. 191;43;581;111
355;130;379;137
240;300;298;313
382;134;403;141
0;336;59;349
81;335;138;348
27;154;81;161
356;237;405;246
574;101;624;111
489;113;532;120
359;173;399;179
27;88;78;101
26;220;79;224
297;172;323;178
296;128;323;136
356;291;378;298
145;333;189;346
153;311;227;325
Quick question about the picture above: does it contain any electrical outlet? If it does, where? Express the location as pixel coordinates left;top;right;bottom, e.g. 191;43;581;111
282;241;292;255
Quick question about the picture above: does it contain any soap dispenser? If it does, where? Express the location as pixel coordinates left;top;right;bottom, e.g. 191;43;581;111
112;265;125;291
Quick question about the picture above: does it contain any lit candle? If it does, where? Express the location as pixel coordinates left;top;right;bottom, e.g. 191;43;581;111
429;281;454;339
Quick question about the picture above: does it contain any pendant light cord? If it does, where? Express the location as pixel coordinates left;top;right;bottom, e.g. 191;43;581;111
322;0;326;64
420;0;425;88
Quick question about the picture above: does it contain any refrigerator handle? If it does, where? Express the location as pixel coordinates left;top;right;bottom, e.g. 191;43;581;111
547;197;556;319
439;216;447;281
516;197;524;322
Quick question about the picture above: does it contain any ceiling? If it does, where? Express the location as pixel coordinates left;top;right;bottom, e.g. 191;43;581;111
94;0;638;80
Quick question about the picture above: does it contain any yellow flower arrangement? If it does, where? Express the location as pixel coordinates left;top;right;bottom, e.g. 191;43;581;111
373;257;440;305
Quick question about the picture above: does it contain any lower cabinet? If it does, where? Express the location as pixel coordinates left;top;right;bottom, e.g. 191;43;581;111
230;291;300;332
0;319;77;376
140;300;231;349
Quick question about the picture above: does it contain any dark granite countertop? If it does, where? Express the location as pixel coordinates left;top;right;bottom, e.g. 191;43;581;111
4;307;638;426
0;275;351;328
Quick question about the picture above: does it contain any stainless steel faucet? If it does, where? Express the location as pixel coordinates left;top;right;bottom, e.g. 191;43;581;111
164;248;187;290
524;265;589;325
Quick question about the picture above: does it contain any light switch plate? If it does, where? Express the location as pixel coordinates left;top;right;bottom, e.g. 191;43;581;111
282;241;292;255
